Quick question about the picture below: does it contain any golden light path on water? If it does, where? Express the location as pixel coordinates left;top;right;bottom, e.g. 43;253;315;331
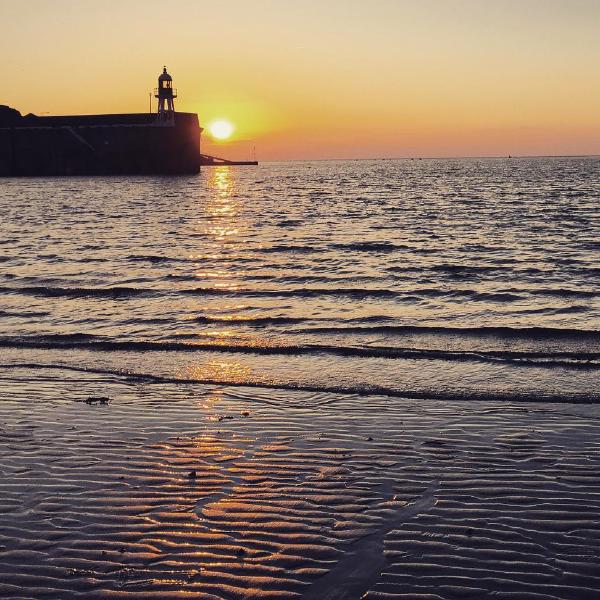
178;166;271;385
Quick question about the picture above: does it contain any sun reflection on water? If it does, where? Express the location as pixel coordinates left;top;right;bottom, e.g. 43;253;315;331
188;170;275;350
202;166;243;248
180;361;258;385
210;166;235;198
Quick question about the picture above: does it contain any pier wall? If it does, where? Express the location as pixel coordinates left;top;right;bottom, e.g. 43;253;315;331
0;112;201;176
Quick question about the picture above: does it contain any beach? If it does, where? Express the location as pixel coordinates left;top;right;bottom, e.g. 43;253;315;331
2;364;600;599
1;157;599;598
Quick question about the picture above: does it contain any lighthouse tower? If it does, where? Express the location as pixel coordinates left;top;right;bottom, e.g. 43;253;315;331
155;66;177;123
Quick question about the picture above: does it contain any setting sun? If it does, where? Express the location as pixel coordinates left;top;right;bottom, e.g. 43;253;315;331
209;120;234;140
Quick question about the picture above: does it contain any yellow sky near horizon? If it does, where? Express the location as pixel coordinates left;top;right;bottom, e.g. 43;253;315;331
1;0;599;159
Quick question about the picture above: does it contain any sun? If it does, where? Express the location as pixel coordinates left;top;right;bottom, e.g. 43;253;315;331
209;120;234;140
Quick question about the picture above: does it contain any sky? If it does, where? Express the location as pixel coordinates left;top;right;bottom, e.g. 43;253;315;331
1;0;599;160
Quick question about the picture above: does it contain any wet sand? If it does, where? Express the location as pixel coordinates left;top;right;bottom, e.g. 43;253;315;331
2;367;600;599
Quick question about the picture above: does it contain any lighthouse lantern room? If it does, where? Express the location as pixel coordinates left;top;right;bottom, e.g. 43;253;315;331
155;66;177;123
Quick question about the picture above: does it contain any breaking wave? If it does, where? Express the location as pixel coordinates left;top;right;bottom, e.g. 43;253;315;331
0;334;598;369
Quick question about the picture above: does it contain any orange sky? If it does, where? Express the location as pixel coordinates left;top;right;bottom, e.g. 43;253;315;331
2;0;599;160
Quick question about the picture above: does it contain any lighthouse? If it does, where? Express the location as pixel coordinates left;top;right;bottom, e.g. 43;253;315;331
155;66;177;123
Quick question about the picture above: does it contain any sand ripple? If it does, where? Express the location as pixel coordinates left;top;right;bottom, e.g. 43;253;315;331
1;369;600;598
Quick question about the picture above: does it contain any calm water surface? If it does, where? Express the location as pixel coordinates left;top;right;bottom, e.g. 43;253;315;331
1;157;599;401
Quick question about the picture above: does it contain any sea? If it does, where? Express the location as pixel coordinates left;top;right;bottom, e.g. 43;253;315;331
1;157;599;403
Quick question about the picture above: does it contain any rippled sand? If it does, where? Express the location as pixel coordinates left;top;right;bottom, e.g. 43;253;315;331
2;368;600;599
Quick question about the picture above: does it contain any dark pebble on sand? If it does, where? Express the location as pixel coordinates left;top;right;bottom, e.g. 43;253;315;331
81;396;111;405
188;470;197;478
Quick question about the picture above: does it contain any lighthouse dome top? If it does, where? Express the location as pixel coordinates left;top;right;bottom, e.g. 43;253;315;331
158;67;172;82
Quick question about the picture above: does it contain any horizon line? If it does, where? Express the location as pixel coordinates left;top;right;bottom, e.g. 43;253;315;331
257;153;600;163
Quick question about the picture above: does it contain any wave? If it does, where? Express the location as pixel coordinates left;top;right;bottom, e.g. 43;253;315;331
1;283;596;302
260;244;321;254
0;283;295;300
330;242;409;252
531;287;598;298
1;334;598;369
292;323;600;340
408;287;598;300
2;361;599;404
260;241;421;254
195;315;306;325
550;305;591;314
0;309;51;318
0;285;148;298
277;219;303;228
431;264;507;273
0;284;397;300
181;287;566;302
126;254;188;264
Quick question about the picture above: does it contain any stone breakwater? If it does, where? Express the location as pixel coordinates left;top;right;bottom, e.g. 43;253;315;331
0;106;201;175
